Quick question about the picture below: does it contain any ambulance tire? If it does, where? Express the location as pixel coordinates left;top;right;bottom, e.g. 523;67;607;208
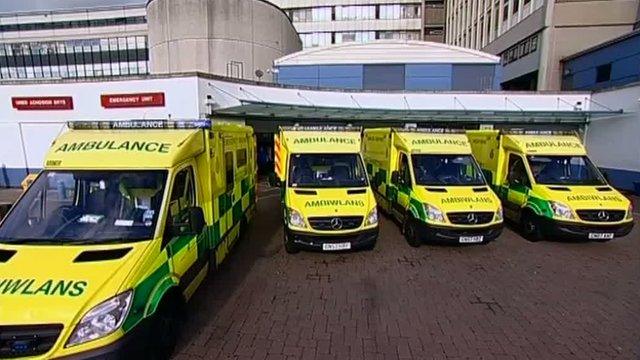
148;294;182;360
284;232;300;254
522;212;543;242
403;217;422;247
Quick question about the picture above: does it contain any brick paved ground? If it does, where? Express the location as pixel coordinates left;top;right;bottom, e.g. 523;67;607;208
183;183;635;359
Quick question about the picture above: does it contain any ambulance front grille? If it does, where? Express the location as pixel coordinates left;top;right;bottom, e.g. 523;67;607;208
0;324;63;358
308;216;363;231
576;210;626;222
447;212;494;225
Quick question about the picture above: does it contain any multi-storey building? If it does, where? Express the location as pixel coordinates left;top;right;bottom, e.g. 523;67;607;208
270;0;446;48
446;0;640;90
0;4;149;80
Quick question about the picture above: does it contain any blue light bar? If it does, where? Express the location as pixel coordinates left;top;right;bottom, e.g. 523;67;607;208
68;120;212;130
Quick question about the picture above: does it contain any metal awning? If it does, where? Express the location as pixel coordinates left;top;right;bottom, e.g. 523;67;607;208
213;100;622;124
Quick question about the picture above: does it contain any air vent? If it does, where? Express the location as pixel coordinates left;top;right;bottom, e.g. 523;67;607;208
294;189;317;195
596;186;613;192
74;248;132;263
548;186;571;191
472;187;488;193
425;187;447;193
347;189;366;195
0;249;16;263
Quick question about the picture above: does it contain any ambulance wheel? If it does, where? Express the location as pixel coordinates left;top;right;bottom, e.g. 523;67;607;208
284;232;299;254
149;296;182;359
522;213;543;242
403;217;421;248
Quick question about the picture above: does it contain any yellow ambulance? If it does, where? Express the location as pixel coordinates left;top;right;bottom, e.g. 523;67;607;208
273;126;378;253
362;128;503;246
0;120;256;359
467;130;634;241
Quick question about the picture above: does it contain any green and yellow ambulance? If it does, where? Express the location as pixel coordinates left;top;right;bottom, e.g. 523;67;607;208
363;128;503;246
274;126;378;253
0;120;256;359
467;130;634;241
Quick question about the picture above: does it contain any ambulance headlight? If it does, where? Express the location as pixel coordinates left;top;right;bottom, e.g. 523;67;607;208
627;204;634;220
495;206;503;222
365;207;378;226
287;208;306;229
424;203;445;223
66;290;133;347
550;201;574;220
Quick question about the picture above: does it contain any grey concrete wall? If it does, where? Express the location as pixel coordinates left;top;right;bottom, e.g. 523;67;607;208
147;0;302;80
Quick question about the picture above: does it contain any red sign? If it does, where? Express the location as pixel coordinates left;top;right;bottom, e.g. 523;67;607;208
12;96;74;110
101;92;165;108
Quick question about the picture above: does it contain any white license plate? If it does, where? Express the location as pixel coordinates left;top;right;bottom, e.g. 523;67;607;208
459;236;484;243
589;233;614;240
323;242;351;251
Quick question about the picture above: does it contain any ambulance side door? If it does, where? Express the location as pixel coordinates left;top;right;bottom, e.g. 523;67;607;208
503;153;531;221
391;152;412;219
164;164;206;284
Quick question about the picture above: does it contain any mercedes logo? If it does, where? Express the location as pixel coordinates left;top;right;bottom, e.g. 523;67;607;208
466;213;478;224
597;211;609;221
330;218;343;230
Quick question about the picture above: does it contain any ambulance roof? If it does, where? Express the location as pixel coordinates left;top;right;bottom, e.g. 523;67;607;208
281;130;361;153
44;129;205;169
393;129;472;154
503;134;586;156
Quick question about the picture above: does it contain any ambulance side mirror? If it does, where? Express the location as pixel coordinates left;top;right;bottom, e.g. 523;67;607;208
268;172;281;188
391;171;402;185
171;207;206;237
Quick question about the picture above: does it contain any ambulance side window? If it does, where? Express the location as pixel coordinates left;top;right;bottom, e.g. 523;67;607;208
225;152;234;192
399;153;411;185
507;154;530;188
168;167;195;222
236;148;247;168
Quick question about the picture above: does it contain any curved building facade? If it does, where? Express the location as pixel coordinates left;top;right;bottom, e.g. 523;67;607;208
147;0;302;80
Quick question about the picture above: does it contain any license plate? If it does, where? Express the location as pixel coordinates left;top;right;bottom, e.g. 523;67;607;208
589;233;614;240
323;242;351;251
459;236;484;243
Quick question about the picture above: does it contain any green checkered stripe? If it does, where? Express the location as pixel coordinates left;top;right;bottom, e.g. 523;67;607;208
494;184;553;218
121;176;256;333
366;161;426;222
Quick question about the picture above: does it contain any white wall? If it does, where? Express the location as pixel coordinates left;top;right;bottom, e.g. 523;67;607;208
585;84;640;191
0;75;202;185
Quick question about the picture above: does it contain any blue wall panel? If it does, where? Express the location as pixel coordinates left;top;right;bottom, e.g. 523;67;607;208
405;77;452;91
318;77;363;89
277;65;319;79
277;77;319;87
405;64;452;77
319;65;363;78
563;32;640;90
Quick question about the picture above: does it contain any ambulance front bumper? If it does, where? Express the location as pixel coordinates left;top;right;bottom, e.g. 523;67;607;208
286;227;378;251
539;218;634;241
416;222;503;244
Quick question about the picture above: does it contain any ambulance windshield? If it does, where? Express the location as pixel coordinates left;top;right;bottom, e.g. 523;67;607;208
0;170;167;244
528;155;606;186
412;155;486;186
288;153;368;188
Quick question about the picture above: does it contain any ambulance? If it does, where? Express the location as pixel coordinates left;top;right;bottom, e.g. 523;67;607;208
0;120;256;359
467;130;634;241
273;126;378;253
362;128;503;246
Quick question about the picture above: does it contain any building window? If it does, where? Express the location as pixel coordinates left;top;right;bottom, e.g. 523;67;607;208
236;149;248;168
0;16;146;33
335;31;375;44
299;32;332;48
0;36;150;80
596;63;612;83
379;4;422;19
378;31;421;40
290;7;331;22
335;5;375;21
